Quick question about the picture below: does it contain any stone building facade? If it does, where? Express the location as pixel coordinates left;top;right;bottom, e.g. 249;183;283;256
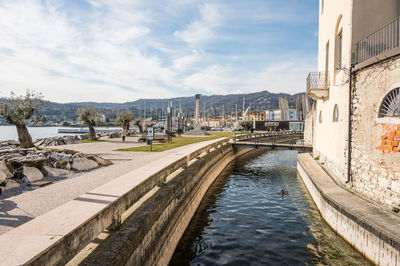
351;54;400;207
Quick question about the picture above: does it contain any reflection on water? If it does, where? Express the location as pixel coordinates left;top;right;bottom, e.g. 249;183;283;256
170;150;372;266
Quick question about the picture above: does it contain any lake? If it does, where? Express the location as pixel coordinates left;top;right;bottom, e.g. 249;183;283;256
0;125;122;141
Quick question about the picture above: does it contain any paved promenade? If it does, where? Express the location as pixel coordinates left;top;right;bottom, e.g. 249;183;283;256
0;137;218;235
48;137;146;161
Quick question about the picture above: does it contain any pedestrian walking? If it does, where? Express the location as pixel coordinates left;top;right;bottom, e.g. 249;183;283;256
121;128;127;142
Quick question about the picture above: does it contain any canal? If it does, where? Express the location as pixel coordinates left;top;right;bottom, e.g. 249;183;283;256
170;150;371;265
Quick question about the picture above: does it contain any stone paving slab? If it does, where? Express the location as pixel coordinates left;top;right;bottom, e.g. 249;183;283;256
298;153;400;249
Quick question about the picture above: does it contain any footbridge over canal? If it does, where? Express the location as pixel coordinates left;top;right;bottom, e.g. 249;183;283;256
232;131;312;151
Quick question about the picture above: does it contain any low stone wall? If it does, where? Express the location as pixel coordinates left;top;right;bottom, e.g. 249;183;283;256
78;144;253;265
297;153;400;265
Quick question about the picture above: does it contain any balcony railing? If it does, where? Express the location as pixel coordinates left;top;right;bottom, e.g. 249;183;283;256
307;72;329;91
306;72;329;100
356;16;400;64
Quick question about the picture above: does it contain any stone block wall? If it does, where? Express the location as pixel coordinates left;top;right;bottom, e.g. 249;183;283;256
351;54;400;208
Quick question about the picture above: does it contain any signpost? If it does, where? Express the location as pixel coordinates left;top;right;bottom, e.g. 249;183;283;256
148;127;154;151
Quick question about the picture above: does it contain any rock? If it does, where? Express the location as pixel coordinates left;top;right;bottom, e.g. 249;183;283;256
64;136;80;145
7;140;19;146
41;166;70;178
34;139;46;146
8;154;46;168
5;179;21;190
30;181;52;187
23;166;44;183
53;160;71;170
0;161;13;179
109;132;120;138
62;149;79;155
86;155;112;165
79;134;89;140
0;171;6;184
71;157;98;171
49;152;73;163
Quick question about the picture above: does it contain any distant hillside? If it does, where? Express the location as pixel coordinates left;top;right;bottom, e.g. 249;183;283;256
2;90;305;122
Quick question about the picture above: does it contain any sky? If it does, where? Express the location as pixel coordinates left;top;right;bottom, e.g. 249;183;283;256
0;0;318;103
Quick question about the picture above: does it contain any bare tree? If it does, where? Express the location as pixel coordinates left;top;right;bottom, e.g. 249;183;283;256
0;91;43;148
116;110;135;130
77;106;100;140
279;97;289;120
134;119;144;133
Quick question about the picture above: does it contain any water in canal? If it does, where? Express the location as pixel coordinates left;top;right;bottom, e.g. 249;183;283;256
170;150;372;266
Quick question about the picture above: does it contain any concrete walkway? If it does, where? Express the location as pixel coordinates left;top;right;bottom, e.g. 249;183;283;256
47;137;146;162
298;153;400;264
0;138;223;235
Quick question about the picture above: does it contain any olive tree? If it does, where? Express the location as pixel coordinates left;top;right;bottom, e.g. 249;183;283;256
134;119;144;133
0;91;43;148
239;120;253;131
116;110;134;130
77;106;100;140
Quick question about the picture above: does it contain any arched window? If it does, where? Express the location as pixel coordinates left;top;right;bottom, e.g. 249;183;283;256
334;15;343;71
319;111;322;123
378;88;400;117
333;104;339;122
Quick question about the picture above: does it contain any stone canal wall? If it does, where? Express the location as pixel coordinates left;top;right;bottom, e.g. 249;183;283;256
78;144;253;265
298;153;400;265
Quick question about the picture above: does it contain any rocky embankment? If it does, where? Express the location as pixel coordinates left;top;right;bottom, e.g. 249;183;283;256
32;131;122;147
0;140;112;195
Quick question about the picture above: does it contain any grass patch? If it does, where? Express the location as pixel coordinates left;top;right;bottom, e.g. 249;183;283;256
36;147;61;151
80;139;110;143
117;131;235;152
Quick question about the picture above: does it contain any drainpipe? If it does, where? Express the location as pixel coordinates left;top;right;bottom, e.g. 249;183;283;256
346;65;355;183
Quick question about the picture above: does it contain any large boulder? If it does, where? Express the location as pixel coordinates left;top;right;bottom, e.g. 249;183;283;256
7;140;19;146
79;134;89;140
5;179;20;190
86;155;112;165
49;152;73;163
0;171;6;184
23;166;44;183
64;136;80;145
53;160;71;170
8;154;46;168
41;166;70;178
71;158;98;171
109;132;120;138
0;161;13;179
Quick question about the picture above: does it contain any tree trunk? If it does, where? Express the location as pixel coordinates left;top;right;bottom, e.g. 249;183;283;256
16;124;34;148
88;124;96;140
138;124;143;134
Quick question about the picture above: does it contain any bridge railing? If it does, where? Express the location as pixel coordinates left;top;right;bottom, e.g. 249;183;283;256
232;131;305;150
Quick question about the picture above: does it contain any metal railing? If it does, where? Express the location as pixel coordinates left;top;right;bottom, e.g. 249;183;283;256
306;71;329;91
356;16;400;64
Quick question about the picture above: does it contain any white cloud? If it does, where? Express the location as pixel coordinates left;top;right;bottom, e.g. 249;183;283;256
174;3;221;46
0;0;318;102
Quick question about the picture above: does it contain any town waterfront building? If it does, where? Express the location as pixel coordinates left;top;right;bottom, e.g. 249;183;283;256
306;0;400;208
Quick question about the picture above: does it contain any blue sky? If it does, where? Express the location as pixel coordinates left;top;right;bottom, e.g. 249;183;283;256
0;0;318;103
